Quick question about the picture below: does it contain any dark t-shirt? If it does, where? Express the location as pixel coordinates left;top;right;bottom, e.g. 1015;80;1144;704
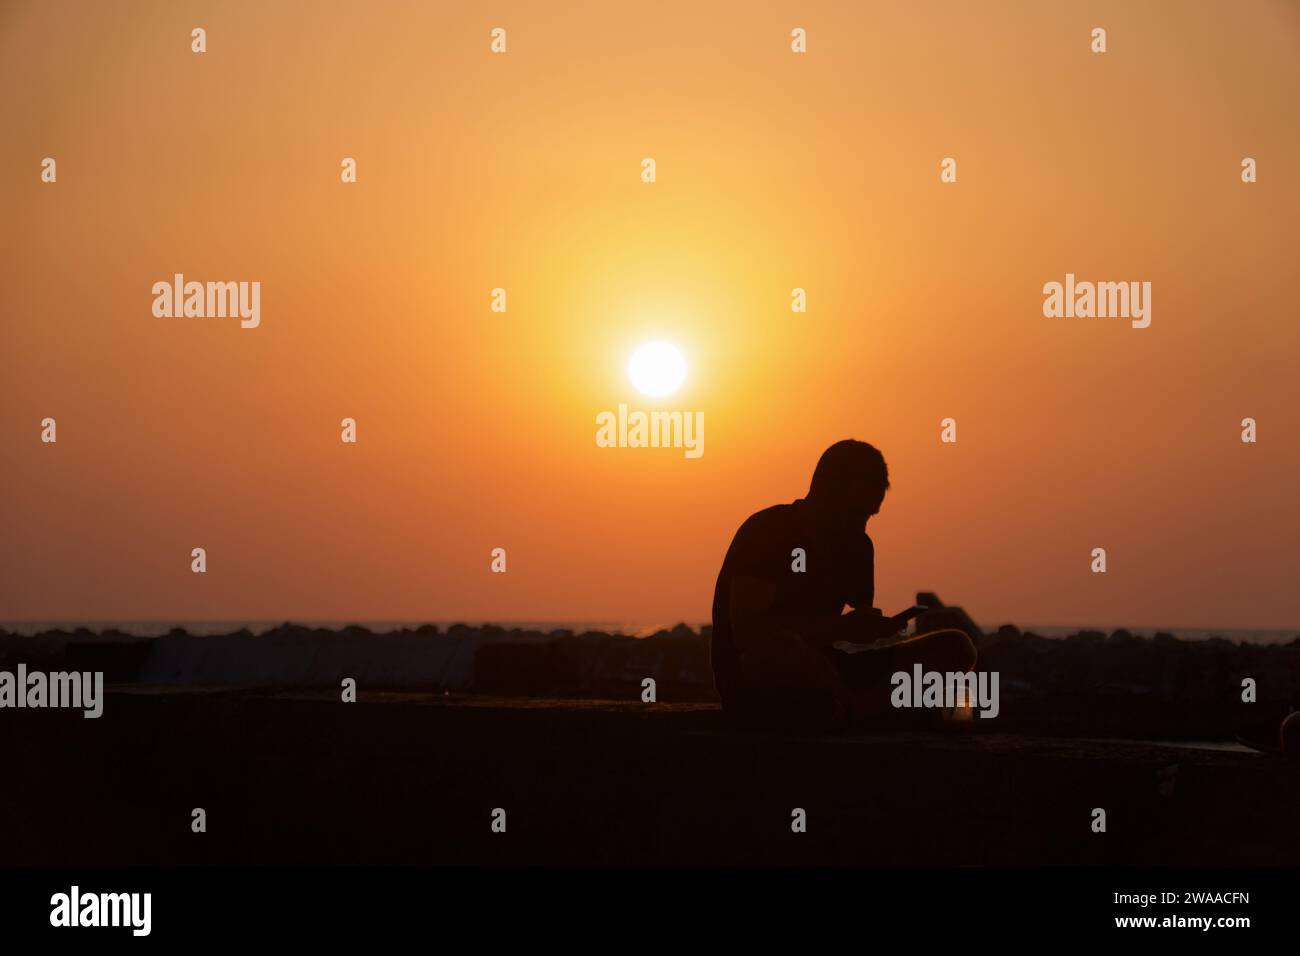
710;498;874;701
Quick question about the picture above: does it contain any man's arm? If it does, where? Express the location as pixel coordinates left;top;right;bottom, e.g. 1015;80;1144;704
729;575;896;652
834;533;900;644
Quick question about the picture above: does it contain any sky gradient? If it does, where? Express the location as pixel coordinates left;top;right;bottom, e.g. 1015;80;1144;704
2;0;1298;631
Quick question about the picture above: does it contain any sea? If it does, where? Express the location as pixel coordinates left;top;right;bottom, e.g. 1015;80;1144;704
1;620;1297;645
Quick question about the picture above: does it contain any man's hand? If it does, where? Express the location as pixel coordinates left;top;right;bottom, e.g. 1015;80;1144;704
838;607;906;644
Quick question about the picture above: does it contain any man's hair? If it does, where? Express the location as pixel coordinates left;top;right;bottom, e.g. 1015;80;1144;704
809;439;890;501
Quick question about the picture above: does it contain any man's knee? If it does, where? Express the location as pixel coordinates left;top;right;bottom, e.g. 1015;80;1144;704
912;628;977;673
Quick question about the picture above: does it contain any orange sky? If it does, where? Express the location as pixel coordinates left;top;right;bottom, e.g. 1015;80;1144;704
2;0;1298;631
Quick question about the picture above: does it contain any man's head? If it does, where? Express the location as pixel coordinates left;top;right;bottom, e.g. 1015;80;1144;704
807;440;890;532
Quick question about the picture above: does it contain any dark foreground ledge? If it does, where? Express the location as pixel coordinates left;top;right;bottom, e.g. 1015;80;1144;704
2;689;1296;866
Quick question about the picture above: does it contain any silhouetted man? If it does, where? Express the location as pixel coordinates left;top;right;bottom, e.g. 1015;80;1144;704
711;439;976;729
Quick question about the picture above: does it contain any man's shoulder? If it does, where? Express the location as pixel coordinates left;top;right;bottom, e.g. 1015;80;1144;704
720;504;798;577
736;501;874;560
735;500;803;540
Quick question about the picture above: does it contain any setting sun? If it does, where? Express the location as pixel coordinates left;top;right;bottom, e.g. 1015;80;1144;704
628;341;687;397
